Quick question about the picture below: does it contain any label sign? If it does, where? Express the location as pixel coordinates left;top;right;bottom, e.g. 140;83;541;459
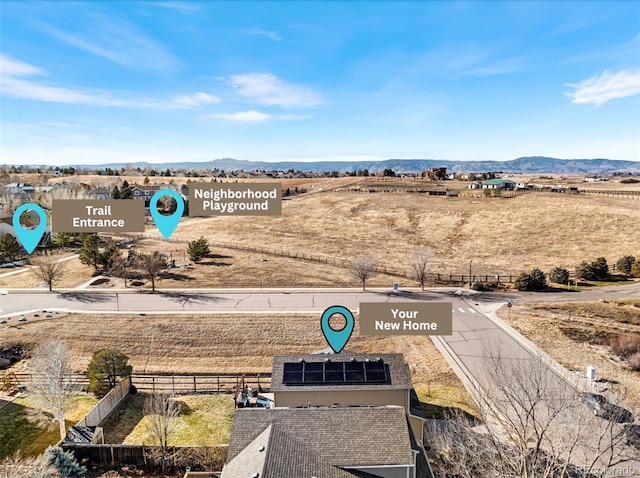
189;182;282;216
52;200;145;232
359;302;453;336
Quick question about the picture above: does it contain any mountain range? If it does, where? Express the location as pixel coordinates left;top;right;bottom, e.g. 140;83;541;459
64;156;640;174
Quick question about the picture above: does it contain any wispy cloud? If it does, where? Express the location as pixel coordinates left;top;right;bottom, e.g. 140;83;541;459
145;2;202;14
209;110;308;123
172;92;221;107
0;54;217;110
566;69;640;105
42;14;179;72
227;73;323;108
240;28;282;42
419;43;525;77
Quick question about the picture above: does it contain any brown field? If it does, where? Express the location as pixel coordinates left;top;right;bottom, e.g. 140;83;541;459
167;188;640;278
497;299;640;408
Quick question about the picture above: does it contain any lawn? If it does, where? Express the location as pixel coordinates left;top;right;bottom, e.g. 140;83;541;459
0;393;97;459
100;393;234;446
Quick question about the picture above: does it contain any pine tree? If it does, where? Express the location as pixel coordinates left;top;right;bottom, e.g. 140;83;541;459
78;234;101;270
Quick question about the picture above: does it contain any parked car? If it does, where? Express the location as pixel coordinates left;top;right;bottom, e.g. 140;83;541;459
578;393;634;423
622;424;640;450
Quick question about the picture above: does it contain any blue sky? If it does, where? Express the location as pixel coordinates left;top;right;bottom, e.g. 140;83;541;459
1;1;639;166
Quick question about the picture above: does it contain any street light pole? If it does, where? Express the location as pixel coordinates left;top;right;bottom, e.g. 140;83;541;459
469;260;473;288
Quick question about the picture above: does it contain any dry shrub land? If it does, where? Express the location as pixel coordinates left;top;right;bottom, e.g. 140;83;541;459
497;299;640;407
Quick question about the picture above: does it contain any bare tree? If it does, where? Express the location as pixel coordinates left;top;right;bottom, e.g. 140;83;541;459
144;393;181;474
349;255;378;290
31;251;67;291
136;251;166;292
409;247;432;290
426;348;635;477
29;340;74;440
0;452;60;478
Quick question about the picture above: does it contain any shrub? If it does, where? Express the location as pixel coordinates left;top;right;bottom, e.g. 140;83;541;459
608;334;640;358
514;270;545;291
615;255;636;275
44;446;86;478
575;261;595;281
549;267;570;284
628;352;640;372
631;260;640;278
590;257;609;279
187;237;210;263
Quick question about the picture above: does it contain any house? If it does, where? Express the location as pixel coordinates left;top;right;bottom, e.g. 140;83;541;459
422;168;448;180
88;188;111;200
131;185;163;202
3;183;35;195
481;179;516;189
222;352;430;478
584;176;608;182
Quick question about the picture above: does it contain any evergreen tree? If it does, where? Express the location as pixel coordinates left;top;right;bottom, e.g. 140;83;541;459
87;348;132;397
111;185;121;199
120;180;133;199
549;267;570;284
53;232;73;249
44;446;86;478
616;255;636;275
78;234;101;270
187;237;210;263
0;233;23;261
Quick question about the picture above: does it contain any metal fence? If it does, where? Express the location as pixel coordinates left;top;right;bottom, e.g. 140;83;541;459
132;373;270;394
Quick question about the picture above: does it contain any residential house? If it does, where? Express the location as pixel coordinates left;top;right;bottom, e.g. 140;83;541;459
3;183;35;195
88;188;111;200
222;352;430;478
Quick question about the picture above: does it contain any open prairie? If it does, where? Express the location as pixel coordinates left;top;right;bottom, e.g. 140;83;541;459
169;188;640;278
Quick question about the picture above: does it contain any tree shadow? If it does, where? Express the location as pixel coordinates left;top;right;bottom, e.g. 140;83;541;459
100;394;145;444
159;291;232;305
196;260;232;267
57;292;113;303
161;272;195;281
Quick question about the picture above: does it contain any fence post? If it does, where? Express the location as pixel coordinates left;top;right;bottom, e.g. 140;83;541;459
193;376;197;394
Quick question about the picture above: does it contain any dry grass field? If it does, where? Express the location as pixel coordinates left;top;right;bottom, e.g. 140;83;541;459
497;299;640;409
167;189;640;278
0;312;475;412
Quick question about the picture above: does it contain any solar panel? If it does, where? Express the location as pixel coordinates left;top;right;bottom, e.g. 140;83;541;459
282;359;390;385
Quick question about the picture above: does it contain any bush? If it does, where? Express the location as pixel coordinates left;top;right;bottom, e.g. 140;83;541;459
514;269;546;291
590;257;609;279
616;255;636;275
628;352;640;372
630;260;640;278
548;267;570;284
44;446;86;478
187;237;210;263
608;334;640;358
575;261;595;281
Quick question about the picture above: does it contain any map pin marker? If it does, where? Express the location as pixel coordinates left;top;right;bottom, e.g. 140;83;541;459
321;306;355;354
12;203;48;254
150;189;185;240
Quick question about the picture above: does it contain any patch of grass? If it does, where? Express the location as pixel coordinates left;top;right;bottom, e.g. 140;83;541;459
103;393;234;446
415;385;478;419
0;393;97;459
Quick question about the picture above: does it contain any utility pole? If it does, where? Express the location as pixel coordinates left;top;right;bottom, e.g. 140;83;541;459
469;260;473;288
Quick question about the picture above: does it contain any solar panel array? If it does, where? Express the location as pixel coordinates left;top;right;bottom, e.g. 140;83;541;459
282;359;390;385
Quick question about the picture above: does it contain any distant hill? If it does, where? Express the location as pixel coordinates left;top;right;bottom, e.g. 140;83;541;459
61;156;640;174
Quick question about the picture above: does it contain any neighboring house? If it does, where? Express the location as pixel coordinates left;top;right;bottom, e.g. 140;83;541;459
482;179;516;189
468;182;482;189
422;167;448;180
3;183;35;195
584;176;608;182
131;185;163;203
88;188;111;200
222;352;430;478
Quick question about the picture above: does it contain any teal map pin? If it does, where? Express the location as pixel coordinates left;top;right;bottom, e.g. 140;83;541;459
12;203;47;254
321;306;355;354
150;189;184;240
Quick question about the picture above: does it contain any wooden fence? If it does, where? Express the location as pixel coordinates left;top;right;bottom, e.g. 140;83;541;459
77;376;130;427
62;443;226;469
133;373;270;394
14;372;271;395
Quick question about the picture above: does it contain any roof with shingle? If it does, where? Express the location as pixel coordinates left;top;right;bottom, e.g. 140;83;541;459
63;426;97;444
226;406;414;473
271;353;413;392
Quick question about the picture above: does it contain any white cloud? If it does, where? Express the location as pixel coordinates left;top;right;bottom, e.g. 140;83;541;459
145;2;202;14
227;73;323;108
566;69;640;105
0;54;218;110
240;28;282;42
209;110;273;123
43;14;179;72
209;110;309;123
172;92;221;107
